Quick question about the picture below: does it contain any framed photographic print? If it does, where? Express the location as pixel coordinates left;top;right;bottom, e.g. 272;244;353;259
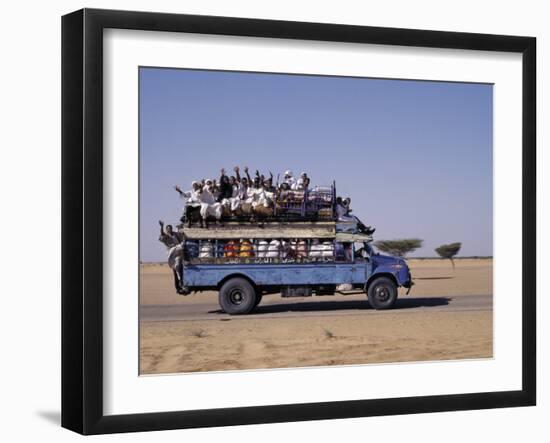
61;8;536;435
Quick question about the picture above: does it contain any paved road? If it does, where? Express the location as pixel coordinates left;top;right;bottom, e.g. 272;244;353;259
140;293;492;322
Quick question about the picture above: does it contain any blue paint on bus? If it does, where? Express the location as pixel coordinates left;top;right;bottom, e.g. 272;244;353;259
183;255;411;289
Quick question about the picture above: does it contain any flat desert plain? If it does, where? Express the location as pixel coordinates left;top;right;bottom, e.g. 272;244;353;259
140;259;492;374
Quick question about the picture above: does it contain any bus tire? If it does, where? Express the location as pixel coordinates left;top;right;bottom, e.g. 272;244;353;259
367;277;397;310
219;278;256;315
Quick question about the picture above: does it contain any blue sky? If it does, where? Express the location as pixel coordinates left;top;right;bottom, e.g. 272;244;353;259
140;68;493;262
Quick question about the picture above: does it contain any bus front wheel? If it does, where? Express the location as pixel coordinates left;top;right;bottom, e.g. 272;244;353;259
367;277;397;310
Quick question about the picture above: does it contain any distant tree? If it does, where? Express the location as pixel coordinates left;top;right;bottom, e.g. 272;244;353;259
374;239;423;257
435;242;462;268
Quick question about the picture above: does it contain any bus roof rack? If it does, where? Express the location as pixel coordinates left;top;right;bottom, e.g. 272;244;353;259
179;221;336;239
335;232;373;243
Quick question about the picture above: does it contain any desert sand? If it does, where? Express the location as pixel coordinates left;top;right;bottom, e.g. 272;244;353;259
139;258;492;374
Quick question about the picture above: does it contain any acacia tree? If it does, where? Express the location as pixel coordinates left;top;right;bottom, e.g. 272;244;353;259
373;239;423;257
435;242;462;268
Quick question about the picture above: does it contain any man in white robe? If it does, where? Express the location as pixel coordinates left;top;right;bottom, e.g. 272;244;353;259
199;179;223;225
282;170;296;189
293;172;309;191
175;181;203;227
175;181;201;205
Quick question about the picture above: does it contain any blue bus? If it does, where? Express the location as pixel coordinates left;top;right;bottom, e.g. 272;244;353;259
179;221;413;315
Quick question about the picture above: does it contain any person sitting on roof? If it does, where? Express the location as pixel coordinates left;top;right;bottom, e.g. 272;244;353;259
199;179;223;227
211;178;221;200
175;181;201;204
233;166;248;198
216;169;236;217
175;181;203;227
255;169;264;187
293;171;310;191
282;170;296;189
335;196;375;235
243;166;254;189
278;181;292;201
262;176;276;204
252;185;274;212
336;196;353;221
224;168;243;214
231;166;254;216
263;172;276;193
217;168;233;202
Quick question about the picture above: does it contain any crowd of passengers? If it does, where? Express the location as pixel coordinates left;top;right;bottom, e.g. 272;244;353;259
173;166;373;235
174;167;311;225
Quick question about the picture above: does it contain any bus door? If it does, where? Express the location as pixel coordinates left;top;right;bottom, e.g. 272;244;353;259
351;242;370;284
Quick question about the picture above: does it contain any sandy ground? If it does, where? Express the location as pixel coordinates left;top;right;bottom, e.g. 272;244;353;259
139;259;493;374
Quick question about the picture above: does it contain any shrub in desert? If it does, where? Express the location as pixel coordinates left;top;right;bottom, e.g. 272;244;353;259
373;238;423;257
435;242;462;268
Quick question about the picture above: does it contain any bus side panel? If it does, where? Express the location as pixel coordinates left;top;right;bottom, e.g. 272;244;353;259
183;265;223;287
350;261;369;284
333;264;352;284
279;264;343;286
183;263;356;288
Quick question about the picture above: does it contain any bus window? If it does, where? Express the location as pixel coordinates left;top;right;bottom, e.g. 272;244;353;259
335;242;353;262
354;242;367;259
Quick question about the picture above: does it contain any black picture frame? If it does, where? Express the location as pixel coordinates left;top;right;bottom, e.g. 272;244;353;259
61;8;536;435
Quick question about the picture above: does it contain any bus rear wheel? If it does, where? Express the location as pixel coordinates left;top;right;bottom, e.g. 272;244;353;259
367;277;397;310
219;278;256;315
